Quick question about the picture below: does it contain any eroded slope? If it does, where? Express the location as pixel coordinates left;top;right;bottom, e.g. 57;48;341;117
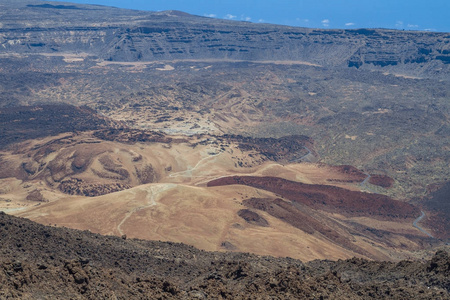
0;122;442;262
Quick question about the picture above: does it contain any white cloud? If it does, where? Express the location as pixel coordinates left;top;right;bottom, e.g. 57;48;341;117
407;24;419;28
258;19;264;23
224;14;236;20
204;14;216;18
321;19;330;27
395;21;404;28
345;22;355;26
240;15;251;21
424;28;436;31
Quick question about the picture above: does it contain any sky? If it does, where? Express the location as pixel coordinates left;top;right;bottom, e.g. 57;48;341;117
49;0;450;32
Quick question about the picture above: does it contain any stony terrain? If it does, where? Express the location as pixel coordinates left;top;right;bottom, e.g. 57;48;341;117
0;1;449;297
1;212;450;299
0;0;448;259
0;1;448;201
0;116;442;261
0;105;119;148
0;0;450;261
0;58;448;201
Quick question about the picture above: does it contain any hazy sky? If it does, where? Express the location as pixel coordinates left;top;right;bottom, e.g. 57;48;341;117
49;0;450;32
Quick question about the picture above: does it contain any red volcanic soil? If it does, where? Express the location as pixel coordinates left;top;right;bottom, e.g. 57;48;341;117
208;176;419;220
326;165;367;183
242;198;314;234
369;175;394;188
242;198;373;257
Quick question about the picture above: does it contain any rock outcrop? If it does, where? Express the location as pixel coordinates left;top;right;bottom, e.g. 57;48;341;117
0;0;449;79
1;212;449;299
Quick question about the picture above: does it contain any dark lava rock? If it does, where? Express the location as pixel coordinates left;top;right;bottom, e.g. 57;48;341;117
237;209;269;227
0;105;116;149
0;211;449;299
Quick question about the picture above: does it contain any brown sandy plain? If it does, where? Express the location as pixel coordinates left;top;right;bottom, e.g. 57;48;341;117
0;131;435;262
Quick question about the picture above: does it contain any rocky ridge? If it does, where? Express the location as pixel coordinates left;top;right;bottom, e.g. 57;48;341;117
1;212;449;299
0;1;449;79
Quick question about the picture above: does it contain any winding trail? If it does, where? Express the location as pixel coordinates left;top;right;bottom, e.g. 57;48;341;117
360;173;434;238
168;143;436;239
290;146;313;163
117;209;137;236
169;150;221;179
360;173;376;194
413;211;434;238
117;184;175;236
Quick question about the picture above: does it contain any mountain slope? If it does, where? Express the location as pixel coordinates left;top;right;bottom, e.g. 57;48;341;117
1;212;449;299
0;0;448;265
0;127;440;261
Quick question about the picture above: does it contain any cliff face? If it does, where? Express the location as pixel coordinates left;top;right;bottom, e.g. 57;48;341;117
1;1;449;79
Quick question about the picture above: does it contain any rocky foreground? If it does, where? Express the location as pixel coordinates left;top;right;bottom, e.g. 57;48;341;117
0;212;449;299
